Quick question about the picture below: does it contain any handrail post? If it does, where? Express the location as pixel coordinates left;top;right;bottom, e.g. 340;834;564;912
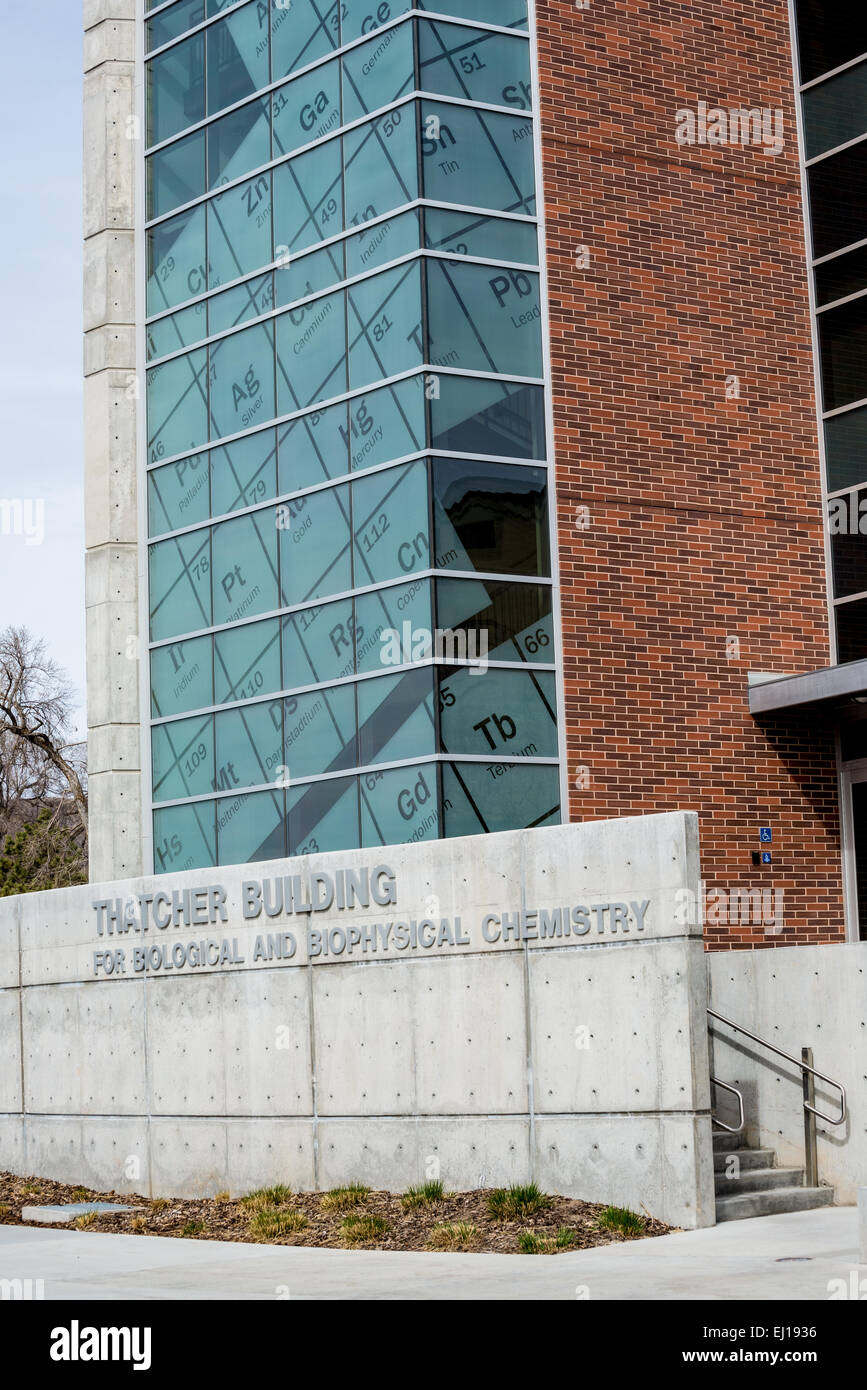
802;1046;819;1189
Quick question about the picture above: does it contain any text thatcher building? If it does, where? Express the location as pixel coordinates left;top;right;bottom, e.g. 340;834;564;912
84;0;867;947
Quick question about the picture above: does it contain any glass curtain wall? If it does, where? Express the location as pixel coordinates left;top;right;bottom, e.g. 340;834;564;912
796;2;867;661
143;0;561;871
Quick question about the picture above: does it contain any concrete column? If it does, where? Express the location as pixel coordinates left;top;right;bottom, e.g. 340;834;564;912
83;0;142;880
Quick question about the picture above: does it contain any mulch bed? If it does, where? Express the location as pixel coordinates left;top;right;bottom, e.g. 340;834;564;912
0;1171;672;1254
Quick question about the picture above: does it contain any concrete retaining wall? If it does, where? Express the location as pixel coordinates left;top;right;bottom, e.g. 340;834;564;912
0;812;715;1227
708;945;867;1204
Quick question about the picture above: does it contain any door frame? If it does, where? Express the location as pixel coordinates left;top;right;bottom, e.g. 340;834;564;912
840;756;867;941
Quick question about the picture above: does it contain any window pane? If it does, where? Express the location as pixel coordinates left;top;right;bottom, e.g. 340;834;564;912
147;303;208;359
147;346;209;459
819;297;867;411
147;0;204;51
279;484;352;605
347;260;424;390
825;403;867;491
148;126;206;219
148;32;205;146
271;0;340;82
152;713;215;801
417;20;530;109
439;667;557;758
208;96;271;189
421;100;535;217
216;699;286;789
426;259;542;378
442;761;559;836
149;529;212;640
353;459;430;586
278;398;350;492
147;204;207;315
436;576;553;663
431;377;546;458
207;172;273;289
803;59;867;161
148;451;212;533
206;3;270;116
355;579;433;674
284;684;357;777
209;319;276;440
283;597;356;686
360;761;438;845
272;60;341;159
795;0;867;84
815;244;867;307
433;458;548;576
215;616;282;703
273;138;344;258
836;595;867;662
417;0;527;28
210;427;278;515
153;801;216;873
424;207;537;264
275;287;347;411
208;271;275;336
151;634;214;718
287;776;359;855
345;209;421;279
344;105;419;235
358;667;436;766
348;374;427;471
341;20;414;124
341;0;412;45
830;489;867;597
274;241;345;309
212;508;280;624
809;140;867;258
218;789;287;864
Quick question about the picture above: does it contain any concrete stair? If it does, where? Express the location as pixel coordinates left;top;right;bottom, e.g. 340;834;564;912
713;1131;834;1222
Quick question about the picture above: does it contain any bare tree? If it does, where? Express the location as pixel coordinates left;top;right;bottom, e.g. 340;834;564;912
0;626;88;839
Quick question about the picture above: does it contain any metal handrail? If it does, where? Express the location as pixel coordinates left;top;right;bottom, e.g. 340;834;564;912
709;1075;745;1135
708;1009;847;1127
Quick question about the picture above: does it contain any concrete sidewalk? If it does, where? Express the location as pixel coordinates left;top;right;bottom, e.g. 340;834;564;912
0;1207;862;1300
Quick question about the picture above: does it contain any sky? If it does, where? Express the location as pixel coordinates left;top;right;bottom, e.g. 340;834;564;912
0;5;86;736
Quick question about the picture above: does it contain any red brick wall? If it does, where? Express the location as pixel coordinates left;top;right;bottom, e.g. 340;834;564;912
536;0;845;946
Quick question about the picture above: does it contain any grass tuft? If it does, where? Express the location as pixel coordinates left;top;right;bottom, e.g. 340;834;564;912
250;1208;308;1241
597;1206;646;1238
240;1185;293;1212
321;1183;370;1213
518;1225;578;1255
340;1214;390;1245
214;1190;232;1204
180;1220;206;1237
401;1179;445;1209
487;1183;552;1220
150;1198;170;1212
74;1212;97;1230
426;1222;479;1251
130;1216;148;1233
